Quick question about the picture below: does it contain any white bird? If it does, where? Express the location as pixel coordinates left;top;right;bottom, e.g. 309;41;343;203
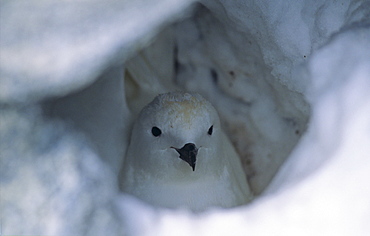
120;92;253;212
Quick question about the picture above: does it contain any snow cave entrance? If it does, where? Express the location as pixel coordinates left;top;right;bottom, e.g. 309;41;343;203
124;5;310;196
44;4;309;202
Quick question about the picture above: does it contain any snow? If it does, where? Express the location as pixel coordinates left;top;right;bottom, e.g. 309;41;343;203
1;0;370;235
118;1;370;235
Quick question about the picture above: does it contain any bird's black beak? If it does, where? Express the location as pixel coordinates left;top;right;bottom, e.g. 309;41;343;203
172;143;198;171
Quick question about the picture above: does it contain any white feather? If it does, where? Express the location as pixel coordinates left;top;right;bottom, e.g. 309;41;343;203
120;92;253;212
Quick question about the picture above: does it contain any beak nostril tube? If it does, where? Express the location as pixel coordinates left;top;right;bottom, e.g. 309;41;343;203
184;143;196;151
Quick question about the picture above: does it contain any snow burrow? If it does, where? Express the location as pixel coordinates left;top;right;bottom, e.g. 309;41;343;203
1;0;370;235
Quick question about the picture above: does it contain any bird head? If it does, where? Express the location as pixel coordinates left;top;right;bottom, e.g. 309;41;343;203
127;92;222;176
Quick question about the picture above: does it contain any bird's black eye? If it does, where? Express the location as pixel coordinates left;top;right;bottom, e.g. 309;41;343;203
208;125;213;135
151;126;162;137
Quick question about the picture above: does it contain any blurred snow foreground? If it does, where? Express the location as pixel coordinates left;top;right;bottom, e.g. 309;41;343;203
1;0;370;235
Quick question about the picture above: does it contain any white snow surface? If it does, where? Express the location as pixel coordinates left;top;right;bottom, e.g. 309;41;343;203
1;0;370;235
119;1;370;235
120;32;370;234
